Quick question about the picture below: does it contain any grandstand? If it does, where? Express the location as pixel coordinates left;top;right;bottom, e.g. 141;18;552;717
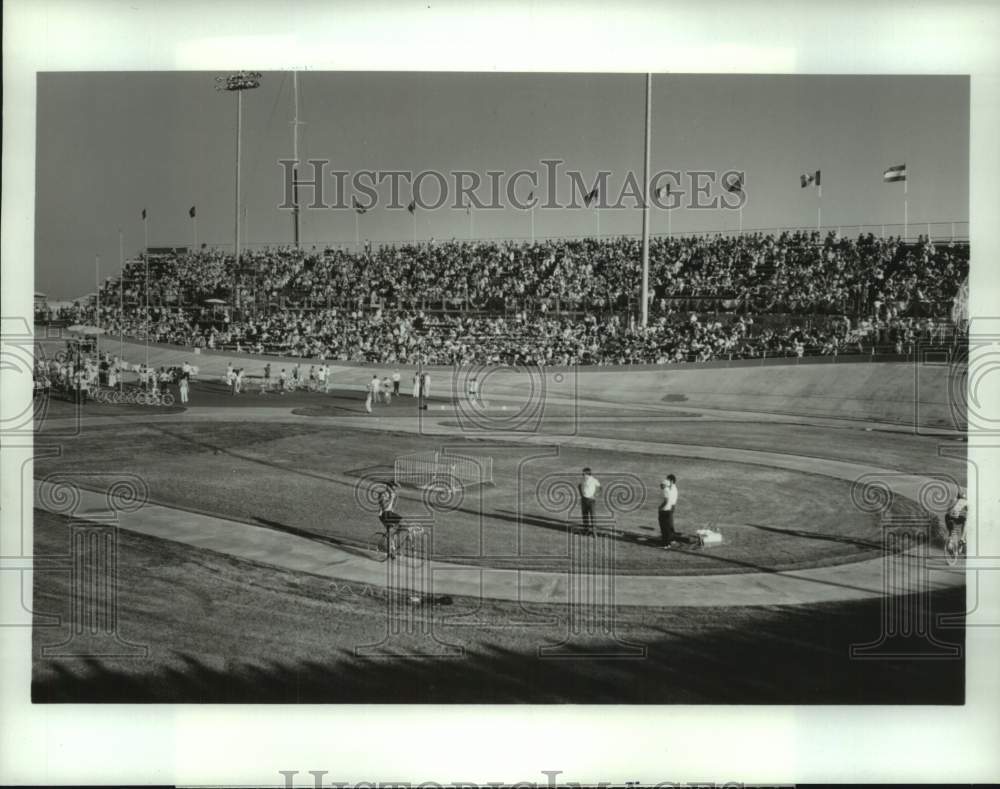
56;228;968;367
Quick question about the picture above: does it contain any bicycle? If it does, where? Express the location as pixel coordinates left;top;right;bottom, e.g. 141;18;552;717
944;531;967;566
368;524;426;561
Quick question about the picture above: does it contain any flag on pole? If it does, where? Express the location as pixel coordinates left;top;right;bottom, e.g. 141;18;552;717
655;183;671;201
527;190;534;203
353;198;367;215
800;170;821;188
584;188;599;207
189;205;196;218
407;200;416;214
883;164;907;183
723;173;744;194
141;208;147;220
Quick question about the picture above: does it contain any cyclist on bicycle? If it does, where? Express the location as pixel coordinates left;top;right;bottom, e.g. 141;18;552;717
945;489;968;551
378;480;403;559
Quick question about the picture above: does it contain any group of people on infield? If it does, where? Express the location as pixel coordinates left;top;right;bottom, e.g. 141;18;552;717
364;369;431;412
377;472;971;560
375;467;684;559
577;467;681;547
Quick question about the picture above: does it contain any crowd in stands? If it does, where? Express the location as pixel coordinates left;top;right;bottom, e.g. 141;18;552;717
53;230;966;366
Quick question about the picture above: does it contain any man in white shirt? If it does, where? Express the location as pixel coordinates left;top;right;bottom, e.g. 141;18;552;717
392;369;401;396
659;474;679;548
578;467;601;534
365;374;380;413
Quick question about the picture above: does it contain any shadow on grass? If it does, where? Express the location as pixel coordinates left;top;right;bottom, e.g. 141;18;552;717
34;587;966;704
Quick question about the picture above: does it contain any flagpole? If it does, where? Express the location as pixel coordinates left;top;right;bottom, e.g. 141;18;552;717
192;214;198;250
530;205;534;243
355;211;360;250
469;207;474;240
95;253;100;358
118;228;124;378
143;213;149;367
817;183;822;233
640;72;652;328
596;206;600;240
903;175;908;242
412;210;417;244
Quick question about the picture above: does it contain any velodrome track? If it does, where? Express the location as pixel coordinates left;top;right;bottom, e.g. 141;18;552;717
32;336;968;608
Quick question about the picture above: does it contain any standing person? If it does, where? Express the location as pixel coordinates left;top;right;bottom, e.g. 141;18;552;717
365;374;380;413
278;368;288;395
322;363;331;392
316;363;327;392
225;362;234;388
468;376;479;403
179;367;190;404
412;371;420;399
382;375;393;404
422;371;431;401
659;474;680;549
234;367;243;395
578;467;601;535
261;362;271;396
392;369;401;396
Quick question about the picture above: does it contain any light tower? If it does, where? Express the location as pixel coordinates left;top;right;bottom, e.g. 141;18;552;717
215;71;262;312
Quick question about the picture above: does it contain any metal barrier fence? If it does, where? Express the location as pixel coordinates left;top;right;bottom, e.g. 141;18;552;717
394;450;494;489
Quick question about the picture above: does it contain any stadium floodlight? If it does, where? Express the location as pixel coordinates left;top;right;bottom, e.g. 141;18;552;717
215;71;263;312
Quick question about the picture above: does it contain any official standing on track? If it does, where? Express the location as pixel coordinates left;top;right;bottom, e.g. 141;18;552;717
659;474;679;548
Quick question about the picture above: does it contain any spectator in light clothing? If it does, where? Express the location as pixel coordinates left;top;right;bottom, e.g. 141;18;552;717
392;369;401;396
659;474;679;548
365;374;380;413
578;467;601;534
179;368;190;403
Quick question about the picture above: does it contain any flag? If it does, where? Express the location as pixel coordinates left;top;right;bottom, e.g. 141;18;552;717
353;198;367;215
723;173;744;194
655;183;671;200
141;208;147;220
407;200;416;214
883;164;906;183
527;190;534;202
584;187;599;207
800;170;821;188
189;206;196;218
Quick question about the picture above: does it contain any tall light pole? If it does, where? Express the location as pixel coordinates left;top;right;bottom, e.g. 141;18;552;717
216;71;262;314
640;72;652;328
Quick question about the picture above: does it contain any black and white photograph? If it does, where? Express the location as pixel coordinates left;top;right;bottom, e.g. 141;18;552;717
3;1;999;786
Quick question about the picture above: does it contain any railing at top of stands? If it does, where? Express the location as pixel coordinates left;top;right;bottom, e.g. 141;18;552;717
161;220;971;255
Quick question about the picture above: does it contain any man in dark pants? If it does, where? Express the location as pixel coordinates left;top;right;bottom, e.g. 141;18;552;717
659;474;679;548
378;480;403;559
578;467;601;535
